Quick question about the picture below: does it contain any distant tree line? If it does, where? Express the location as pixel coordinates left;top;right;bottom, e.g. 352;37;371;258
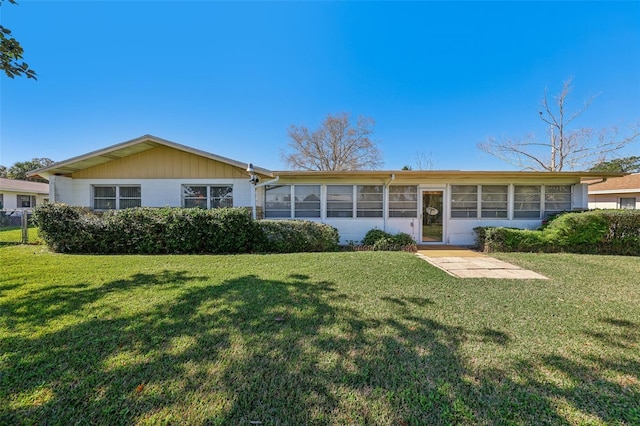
0;158;53;183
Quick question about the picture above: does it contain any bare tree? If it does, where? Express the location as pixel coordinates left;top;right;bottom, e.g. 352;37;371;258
415;151;438;170
281;112;383;171
478;77;640;171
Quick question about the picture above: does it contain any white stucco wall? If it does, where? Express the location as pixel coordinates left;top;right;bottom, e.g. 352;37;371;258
65;178;254;208
0;190;48;210
50;176;73;204
259;182;585;246
50;177;591;246
589;193;640;210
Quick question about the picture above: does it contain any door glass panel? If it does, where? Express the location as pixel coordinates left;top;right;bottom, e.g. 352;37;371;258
422;191;443;242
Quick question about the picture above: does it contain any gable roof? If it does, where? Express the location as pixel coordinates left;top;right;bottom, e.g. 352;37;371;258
27;134;274;179
0;178;50;194
588;173;640;194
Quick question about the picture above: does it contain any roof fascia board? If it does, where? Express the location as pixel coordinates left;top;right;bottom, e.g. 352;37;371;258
27;134;273;178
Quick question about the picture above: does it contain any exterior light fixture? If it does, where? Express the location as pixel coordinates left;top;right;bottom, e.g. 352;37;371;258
247;163;259;184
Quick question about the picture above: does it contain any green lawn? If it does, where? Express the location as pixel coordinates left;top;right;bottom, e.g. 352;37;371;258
1;246;638;425
0;226;39;244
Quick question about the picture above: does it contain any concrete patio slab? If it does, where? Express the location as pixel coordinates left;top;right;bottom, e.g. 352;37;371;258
416;246;548;279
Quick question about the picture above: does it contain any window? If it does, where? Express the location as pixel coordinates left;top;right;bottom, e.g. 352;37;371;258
294;185;321;218
93;185;141;210
357;185;383;218
514;186;541;219
451;185;478;218
544;185;571;216
388;185;418;218
119;186;143;209
265;185;291;218
481;185;508;218
17;194;36;208
182;185;233;209
327;185;354;218
210;186;233;208
0;194;4;209
620;197;636;209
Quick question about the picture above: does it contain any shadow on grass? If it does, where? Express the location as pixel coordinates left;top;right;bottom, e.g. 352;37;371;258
0;270;206;330
1;272;638;424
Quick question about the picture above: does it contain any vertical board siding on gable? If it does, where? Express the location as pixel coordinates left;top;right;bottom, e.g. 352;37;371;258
71;146;246;179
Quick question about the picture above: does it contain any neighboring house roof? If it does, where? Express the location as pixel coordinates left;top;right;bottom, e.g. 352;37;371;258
0;178;49;194
588;173;640;194
27;134;274;179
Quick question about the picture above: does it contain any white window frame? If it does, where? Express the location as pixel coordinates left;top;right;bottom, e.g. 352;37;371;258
543;185;572;217
17;194;36;209
326;185;355;218
513;185;542;219
294;185;321;218
182;185;233;209
450;185;479;218
619;197;636;210
480;185;508;218
388;185;418;218
92;185;141;210
264;185;292;218
356;185;383;218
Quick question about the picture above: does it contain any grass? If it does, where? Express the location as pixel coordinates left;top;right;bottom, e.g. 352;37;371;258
0;226;39;244
1;246;638;425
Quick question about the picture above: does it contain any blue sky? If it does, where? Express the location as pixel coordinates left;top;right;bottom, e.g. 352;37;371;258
1;1;639;171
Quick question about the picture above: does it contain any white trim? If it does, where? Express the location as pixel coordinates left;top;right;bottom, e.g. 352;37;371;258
589;188;640;195
419;186;446;244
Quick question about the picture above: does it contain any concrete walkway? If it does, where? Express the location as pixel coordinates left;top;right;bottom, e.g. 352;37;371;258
415;246;548;279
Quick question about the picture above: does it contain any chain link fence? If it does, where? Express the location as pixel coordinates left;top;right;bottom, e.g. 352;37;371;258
0;210;35;244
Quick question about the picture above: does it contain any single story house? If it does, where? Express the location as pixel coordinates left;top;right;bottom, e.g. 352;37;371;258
588;173;640;210
29;135;624;246
0;177;50;210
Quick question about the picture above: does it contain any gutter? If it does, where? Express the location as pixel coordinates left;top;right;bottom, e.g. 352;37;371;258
586;178;607;186
256;176;280;188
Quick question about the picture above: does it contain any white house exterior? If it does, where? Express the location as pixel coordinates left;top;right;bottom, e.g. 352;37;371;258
588;173;640;210
0;178;50;210
260;170;593;245
30;135;623;246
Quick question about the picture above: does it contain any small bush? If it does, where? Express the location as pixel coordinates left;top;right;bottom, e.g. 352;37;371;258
475;209;640;256
362;229;392;246
361;228;416;251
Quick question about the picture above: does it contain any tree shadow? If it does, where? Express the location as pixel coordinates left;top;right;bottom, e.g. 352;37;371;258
1;272;639;424
0;270;206;330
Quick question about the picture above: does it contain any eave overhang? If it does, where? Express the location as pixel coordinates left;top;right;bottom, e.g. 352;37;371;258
27;134;274;179
273;170;628;180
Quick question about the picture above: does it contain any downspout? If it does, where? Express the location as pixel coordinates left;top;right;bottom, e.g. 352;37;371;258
383;173;395;232
254;176;280;220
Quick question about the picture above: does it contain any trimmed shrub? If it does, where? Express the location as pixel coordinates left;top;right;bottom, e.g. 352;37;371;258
361;228;416;251
254;220;339;253
475;209;640;256
34;203;339;254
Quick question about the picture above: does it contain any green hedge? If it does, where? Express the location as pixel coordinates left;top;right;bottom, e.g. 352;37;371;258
34;204;339;254
255;220;339;253
475;210;640;256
